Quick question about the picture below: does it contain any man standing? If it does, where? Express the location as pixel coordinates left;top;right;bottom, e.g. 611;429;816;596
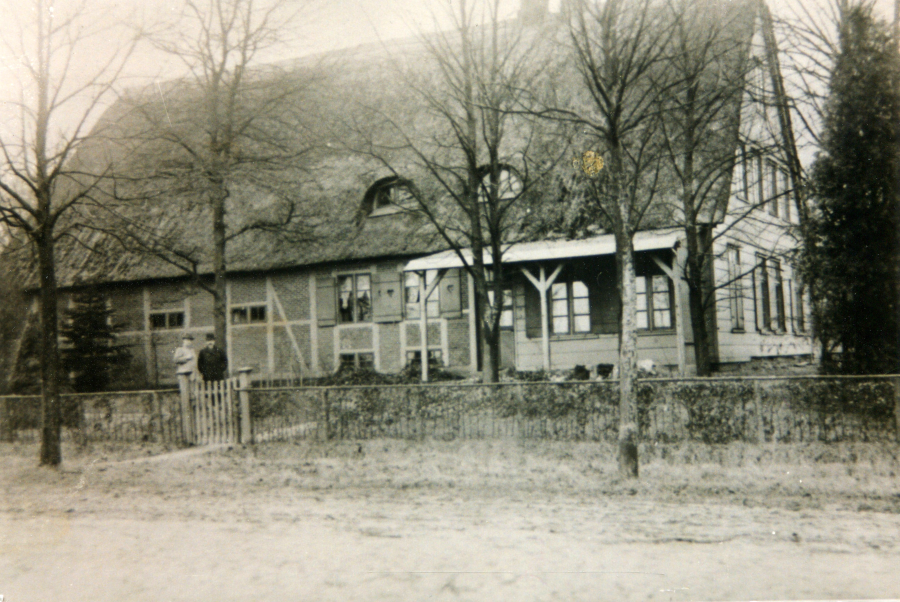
173;334;197;441
173;334;197;381
197;333;228;381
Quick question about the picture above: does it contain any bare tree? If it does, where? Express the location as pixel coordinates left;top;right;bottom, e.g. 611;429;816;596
0;0;136;465
344;0;565;382
103;0;322;348
653;0;750;376
557;0;670;477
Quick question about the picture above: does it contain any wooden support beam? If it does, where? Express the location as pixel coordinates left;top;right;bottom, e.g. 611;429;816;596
271;285;306;383
520;263;563;372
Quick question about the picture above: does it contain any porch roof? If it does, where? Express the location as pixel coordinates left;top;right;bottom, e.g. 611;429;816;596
403;228;683;272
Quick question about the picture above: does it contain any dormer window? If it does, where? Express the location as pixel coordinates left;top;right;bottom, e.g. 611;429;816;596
477;165;523;206
364;176;416;216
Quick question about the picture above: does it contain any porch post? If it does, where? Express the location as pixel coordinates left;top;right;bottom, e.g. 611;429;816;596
419;271;429;382
521;264;564;373
652;251;687;376
538;266;550;371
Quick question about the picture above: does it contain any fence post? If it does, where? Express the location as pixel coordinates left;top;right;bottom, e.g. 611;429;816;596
0;397;10;442
894;377;900;443
237;368;253;445
177;374;194;444
150;391;162;443
753;381;765;443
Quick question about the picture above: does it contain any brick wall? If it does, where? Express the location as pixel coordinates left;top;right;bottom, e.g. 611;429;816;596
271;273;310;321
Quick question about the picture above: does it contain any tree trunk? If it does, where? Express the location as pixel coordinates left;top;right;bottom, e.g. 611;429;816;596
615;230;639;478
212;184;228;353
37;228;62;466
684;224;712;376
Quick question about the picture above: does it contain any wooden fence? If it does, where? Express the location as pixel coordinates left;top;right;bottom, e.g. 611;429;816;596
177;369;252;446
246;375;900;444
2;374;898;446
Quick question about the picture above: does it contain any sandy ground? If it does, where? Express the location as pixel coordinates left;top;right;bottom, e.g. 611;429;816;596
1;439;899;602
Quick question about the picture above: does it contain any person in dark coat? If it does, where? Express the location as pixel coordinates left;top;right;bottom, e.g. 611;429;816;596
197;333;228;381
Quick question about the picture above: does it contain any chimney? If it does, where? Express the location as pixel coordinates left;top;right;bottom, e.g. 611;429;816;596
519;0;549;25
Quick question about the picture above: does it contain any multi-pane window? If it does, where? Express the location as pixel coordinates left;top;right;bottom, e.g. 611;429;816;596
727;245;745;331
794;282;807;333
371;178;415;212
478;167;523;206
734;145;748;200
339;352;374;370
755;254;786;332
406;349;442;367
766;161;779;217
756;255;770;330
551;280;590;334
636;275;673;330
231;304;266;324
772;259;786;331
405;270;440;318
779;171;790;220
338;274;372;323
488;289;514;329
150;310;184;330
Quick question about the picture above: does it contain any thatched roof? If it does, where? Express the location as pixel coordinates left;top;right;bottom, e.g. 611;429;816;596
45;0;759;289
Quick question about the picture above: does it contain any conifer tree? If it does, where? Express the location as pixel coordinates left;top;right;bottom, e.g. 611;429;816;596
60;290;131;392
804;3;900;373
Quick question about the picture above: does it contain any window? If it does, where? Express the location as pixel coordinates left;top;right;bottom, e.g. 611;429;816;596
338;274;372;323
231;304;267;324
780;171;792;222
339;352;374;370
756;255;770;330
794;282;807;333
735;144;758;202
765;161;779;217
772;259;786;331
727;245;745;331
478;166;523;206
365;177;415;215
755;254;785;332
550;280;590;334
406;349;442;367
488;289;514;329
636;275;673;330
150;310;184;330
405;271;440;318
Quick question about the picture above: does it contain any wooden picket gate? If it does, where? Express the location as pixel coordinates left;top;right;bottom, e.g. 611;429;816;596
190;377;238;445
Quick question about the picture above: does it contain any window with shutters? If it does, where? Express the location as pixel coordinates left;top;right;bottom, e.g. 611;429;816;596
337;274;371;323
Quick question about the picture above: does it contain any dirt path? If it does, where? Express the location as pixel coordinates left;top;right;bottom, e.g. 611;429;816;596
2;499;899;602
2;440;899;601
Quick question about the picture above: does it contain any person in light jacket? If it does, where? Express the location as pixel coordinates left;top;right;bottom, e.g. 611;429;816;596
173;334;198;381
